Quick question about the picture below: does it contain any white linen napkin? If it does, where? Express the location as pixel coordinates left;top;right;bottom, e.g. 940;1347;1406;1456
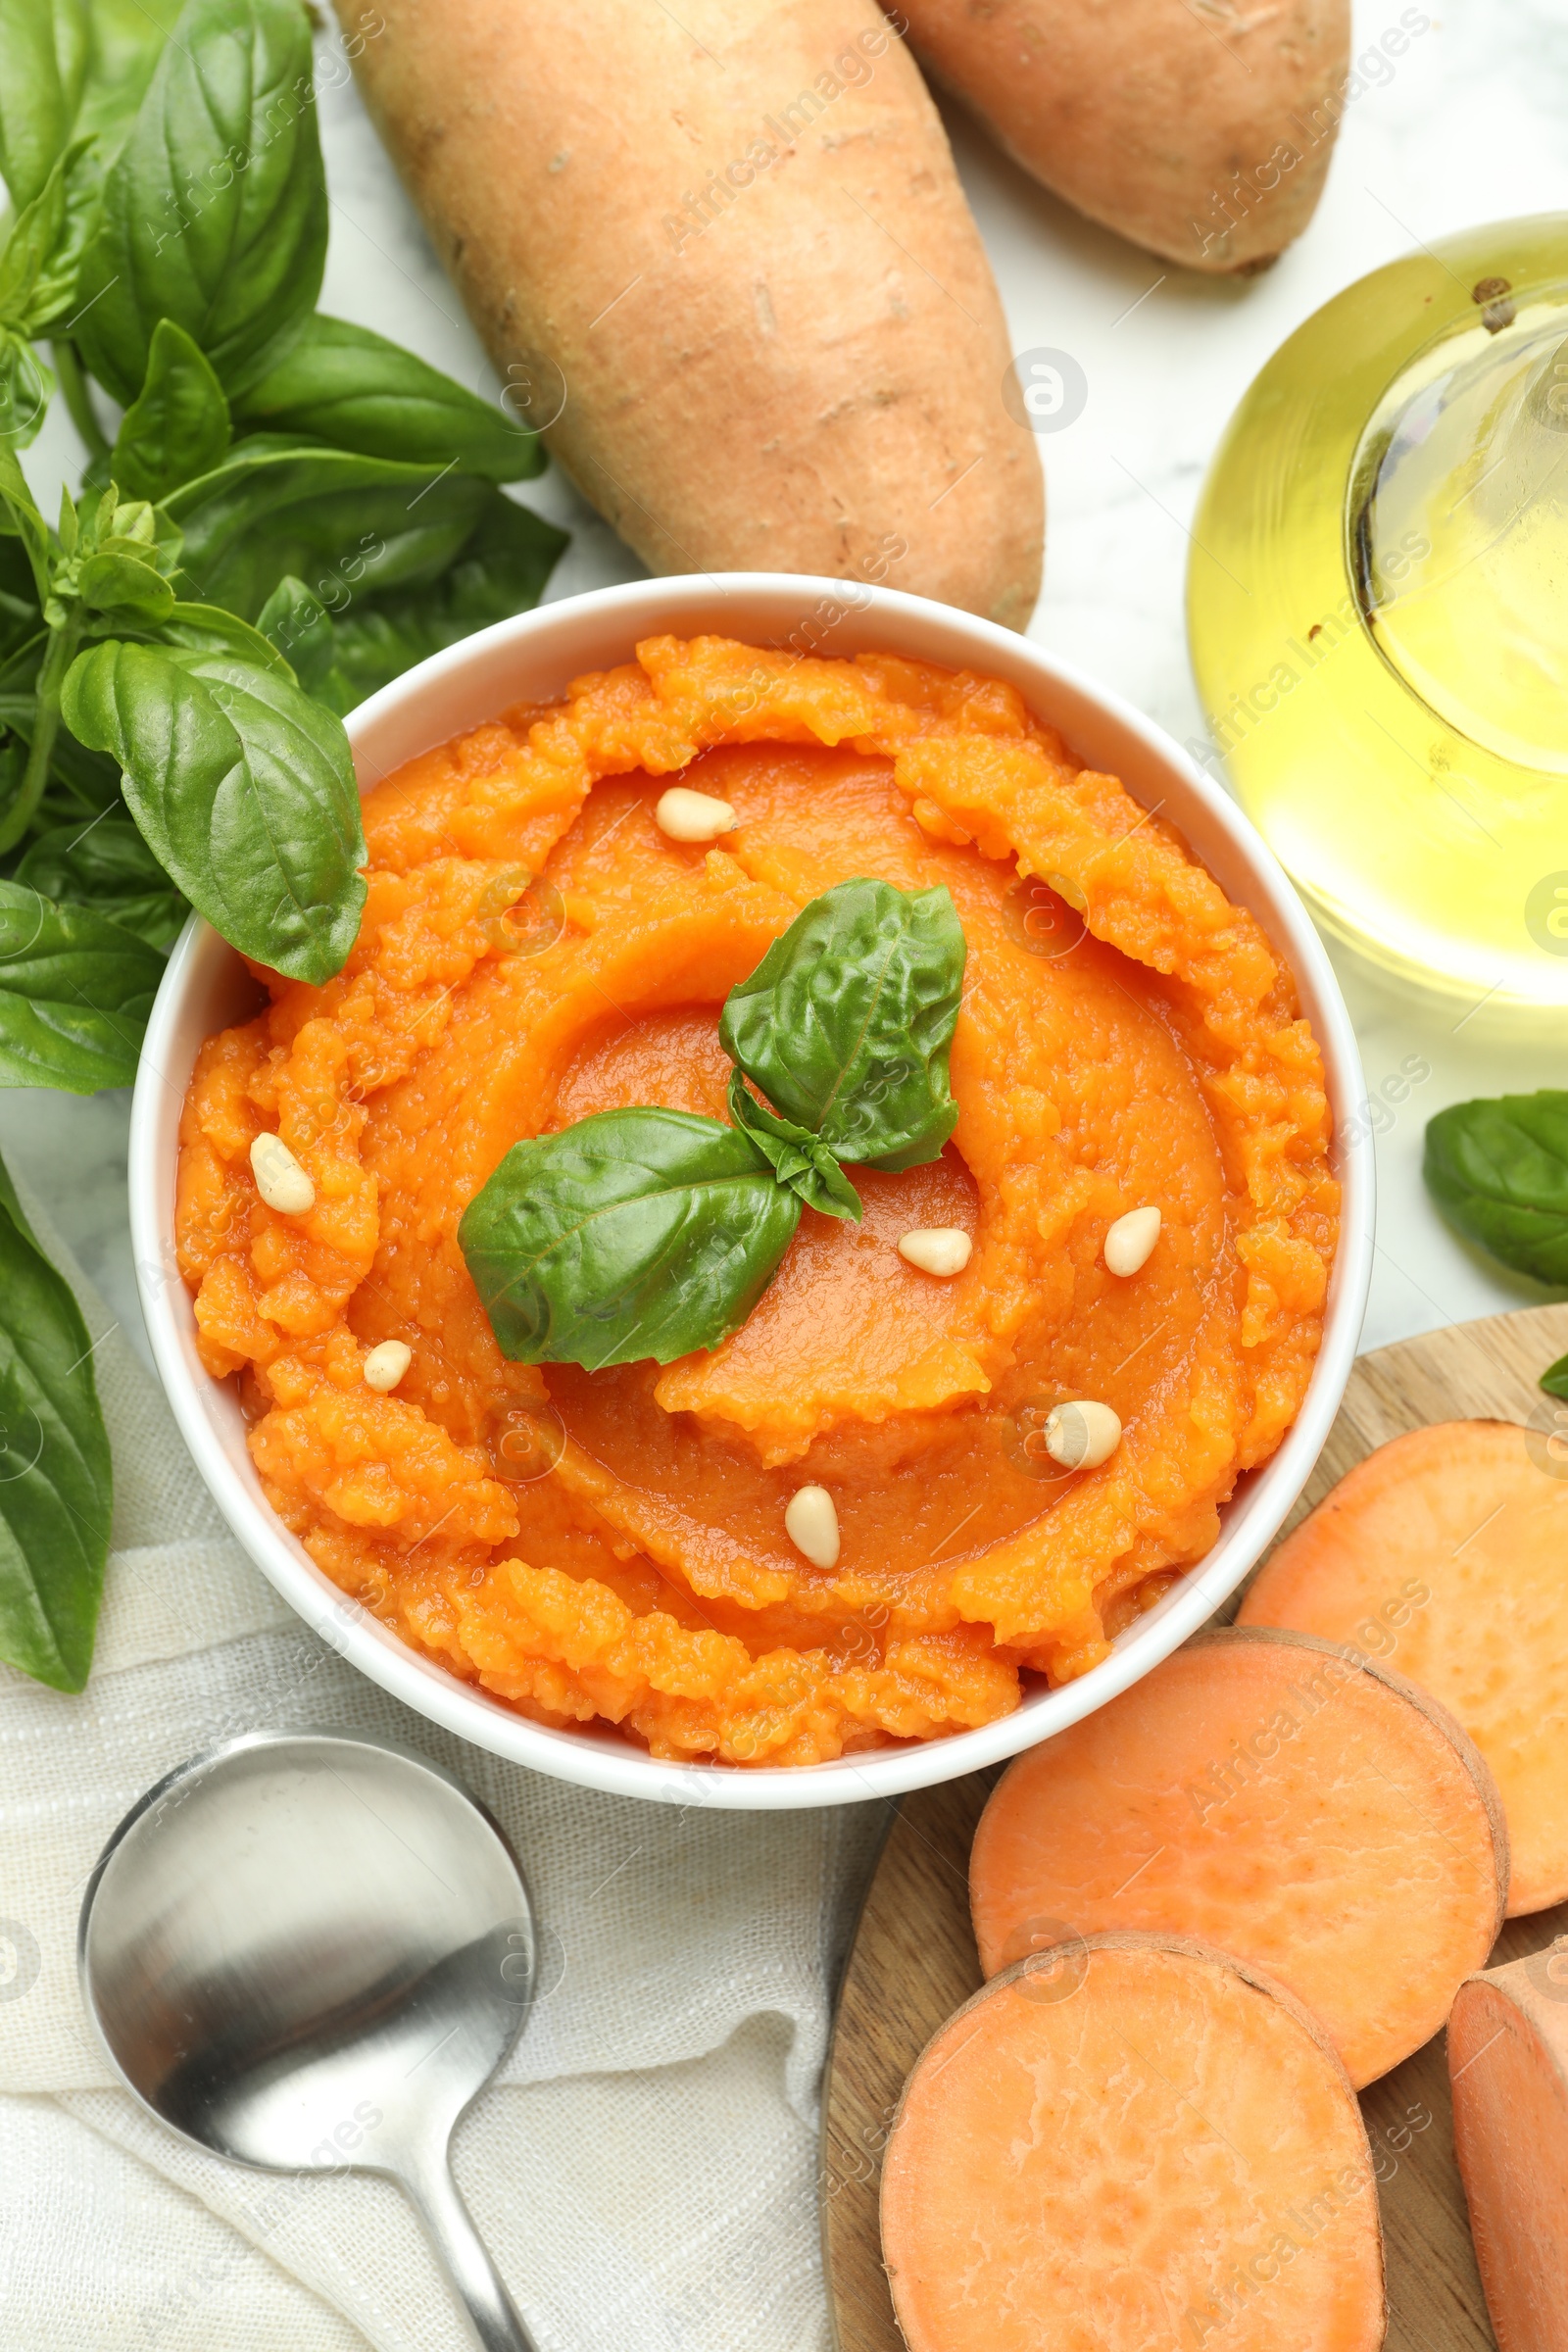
0;1175;882;2350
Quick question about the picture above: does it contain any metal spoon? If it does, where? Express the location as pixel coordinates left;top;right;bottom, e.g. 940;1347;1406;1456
79;1730;540;2352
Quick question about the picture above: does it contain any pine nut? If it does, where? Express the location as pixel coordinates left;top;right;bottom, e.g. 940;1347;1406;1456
785;1484;840;1569
249;1131;315;1215
364;1341;412;1393
898;1228;972;1277
1045;1399;1122;1471
1104;1204;1160;1276
656;787;738;843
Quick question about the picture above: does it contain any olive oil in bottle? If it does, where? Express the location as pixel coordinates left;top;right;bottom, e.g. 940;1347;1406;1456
1188;215;1568;1016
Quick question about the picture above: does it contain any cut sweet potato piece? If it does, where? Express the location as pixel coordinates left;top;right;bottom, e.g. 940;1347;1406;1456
970;1626;1507;2086
882;1932;1385;2352
1449;1942;1568;2352
1240;1419;1568;1914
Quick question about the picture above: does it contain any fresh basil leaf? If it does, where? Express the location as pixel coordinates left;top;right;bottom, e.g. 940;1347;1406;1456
329;491;567;705
29;138;102;331
725;1069;861;1222
460;1107;802;1371
0;443;51;604
1424;1092;1568;1286
61;638;366;981
0;0;88;213
719;877;965;1171
133;597;289;673
0;1142;35;1238
0;135;101;335
43;723;117;809
256;572;343;703
15;809;185;947
164;439;491;619
1540;1351;1568;1402
0;325;51;450
428;489;567;628
74;0;184;153
75;543;174;622
233;313;544;483
309;606;418;711
0;1142;112;1690
111;318;230;501
74;0;327;404
0;162;61;320
0;874;162;1088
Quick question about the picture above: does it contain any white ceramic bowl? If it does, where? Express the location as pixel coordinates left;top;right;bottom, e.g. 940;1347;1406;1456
129;574;1373;1809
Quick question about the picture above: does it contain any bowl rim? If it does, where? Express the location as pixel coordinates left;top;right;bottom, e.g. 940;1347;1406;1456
128;571;1373;1810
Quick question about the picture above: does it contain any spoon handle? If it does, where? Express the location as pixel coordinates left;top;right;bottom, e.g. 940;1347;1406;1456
402;2146;539;2352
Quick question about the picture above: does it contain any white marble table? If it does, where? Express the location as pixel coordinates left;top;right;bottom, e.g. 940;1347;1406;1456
5;0;1565;1368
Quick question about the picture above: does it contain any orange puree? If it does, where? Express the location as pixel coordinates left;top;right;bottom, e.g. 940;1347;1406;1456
176;637;1338;1766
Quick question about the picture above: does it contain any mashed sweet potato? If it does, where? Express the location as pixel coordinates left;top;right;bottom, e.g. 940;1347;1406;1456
176;637;1338;1766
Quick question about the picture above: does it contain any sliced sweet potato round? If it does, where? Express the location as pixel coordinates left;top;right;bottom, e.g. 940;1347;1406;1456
1450;1943;1568;2352
882;1932;1386;2352
969;1626;1507;2086
1241;1419;1568;1913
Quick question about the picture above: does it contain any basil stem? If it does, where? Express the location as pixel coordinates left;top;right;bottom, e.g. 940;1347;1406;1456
52;339;110;460
0;600;83;857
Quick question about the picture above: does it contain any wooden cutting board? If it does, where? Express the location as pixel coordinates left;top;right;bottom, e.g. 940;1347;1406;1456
821;1298;1568;2352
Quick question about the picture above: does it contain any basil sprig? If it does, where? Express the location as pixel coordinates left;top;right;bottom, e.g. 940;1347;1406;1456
0;0;565;1022
1425;1091;1568;1286
461;880;966;1369
74;0;329;404
0;0;572;1690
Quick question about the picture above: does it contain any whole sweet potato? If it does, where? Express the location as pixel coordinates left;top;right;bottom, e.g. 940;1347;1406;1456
338;0;1044;626
899;0;1355;272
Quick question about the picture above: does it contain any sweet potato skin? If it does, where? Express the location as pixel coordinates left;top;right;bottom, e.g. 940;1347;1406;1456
337;0;1044;627
899;0;1352;272
1449;1950;1568;2352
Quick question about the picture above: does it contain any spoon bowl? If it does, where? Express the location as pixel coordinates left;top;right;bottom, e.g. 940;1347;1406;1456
80;1731;540;2352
